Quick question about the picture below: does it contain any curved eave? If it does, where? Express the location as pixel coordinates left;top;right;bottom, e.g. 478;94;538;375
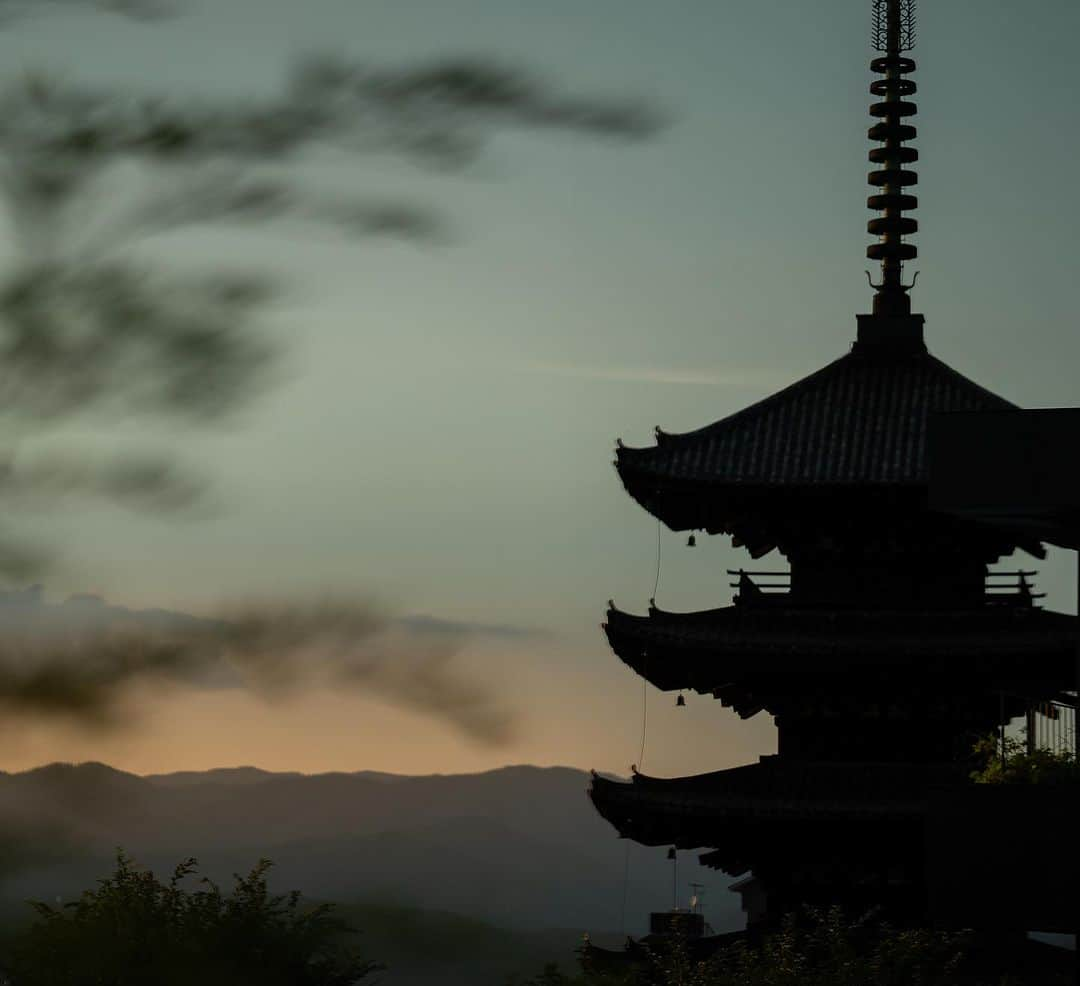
603;602;1079;696
612;455;917;538
588;763;944;850
614;458;1041;551
613;461;1042;559
612;347;1019;535
603;604;699;692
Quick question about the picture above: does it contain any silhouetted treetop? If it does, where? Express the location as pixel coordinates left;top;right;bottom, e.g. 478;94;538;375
6;851;380;986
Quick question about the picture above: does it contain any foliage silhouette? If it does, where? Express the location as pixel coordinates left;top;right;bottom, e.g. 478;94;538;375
523;907;1073;986
0;17;660;582
680;909;969;986
4;851;379;986
969;734;1079;785
0;56;657;433
0;0;170;27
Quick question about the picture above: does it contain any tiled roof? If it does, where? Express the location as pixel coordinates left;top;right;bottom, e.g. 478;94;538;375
616;348;1015;490
604;603;1078;694
588;760;964;848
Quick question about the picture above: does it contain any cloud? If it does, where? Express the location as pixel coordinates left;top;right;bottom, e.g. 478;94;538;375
0;587;518;746
524;360;786;388
397;614;549;640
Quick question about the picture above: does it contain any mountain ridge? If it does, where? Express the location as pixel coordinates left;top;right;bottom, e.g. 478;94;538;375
2;760;605;783
0;760;742;935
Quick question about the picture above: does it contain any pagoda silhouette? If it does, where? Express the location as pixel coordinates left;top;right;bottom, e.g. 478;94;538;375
589;0;1078;930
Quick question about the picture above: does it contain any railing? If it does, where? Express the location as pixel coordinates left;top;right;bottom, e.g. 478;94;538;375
984;570;1045;607
726;568;1045;607
727;570;791;597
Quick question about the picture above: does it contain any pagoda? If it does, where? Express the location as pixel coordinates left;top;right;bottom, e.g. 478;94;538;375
589;0;1078;928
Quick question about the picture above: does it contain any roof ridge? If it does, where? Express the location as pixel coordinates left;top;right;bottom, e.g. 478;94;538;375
614;345;1018;492
634;348;1014;452
918;351;1018;411
634;352;853;451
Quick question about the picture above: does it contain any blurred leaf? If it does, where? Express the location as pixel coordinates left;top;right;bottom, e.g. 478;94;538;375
2;451;208;511
0;533;51;580
0;49;660;579
0;0;173;25
0;263;275;422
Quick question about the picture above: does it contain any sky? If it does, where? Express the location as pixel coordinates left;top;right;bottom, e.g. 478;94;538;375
0;0;1078;777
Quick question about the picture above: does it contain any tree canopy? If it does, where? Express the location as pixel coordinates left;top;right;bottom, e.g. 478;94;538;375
4;852;379;986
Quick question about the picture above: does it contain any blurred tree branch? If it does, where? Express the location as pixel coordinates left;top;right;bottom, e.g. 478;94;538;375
0;0;174;26
0;56;657;422
0;16;661;580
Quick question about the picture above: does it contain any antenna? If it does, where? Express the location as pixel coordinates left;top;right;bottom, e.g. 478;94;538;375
866;0;919;316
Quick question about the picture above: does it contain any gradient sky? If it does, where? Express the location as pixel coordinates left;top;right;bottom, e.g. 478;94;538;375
1;0;1078;777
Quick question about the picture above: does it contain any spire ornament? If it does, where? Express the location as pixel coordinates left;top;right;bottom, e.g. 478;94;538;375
867;0;919;316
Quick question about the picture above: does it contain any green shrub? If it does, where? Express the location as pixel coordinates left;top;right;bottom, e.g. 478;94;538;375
628;909;967;986
970;735;1079;786
3;852;379;986
528;907;1072;986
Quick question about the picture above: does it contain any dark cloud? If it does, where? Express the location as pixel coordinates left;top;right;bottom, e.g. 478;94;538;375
0;587;518;745
398;614;549;640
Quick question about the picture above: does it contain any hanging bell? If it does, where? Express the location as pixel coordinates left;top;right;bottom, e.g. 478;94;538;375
676;693;686;708
687;533;697;547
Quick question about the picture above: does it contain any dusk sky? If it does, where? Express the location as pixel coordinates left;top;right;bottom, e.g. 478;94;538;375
1;0;1077;777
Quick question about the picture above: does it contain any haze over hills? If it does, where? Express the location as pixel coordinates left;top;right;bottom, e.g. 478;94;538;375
0;762;743;937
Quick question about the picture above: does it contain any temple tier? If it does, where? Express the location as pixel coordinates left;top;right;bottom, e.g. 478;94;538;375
589;0;1076;930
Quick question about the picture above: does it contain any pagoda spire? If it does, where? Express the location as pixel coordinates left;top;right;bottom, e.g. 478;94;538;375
866;0;919;317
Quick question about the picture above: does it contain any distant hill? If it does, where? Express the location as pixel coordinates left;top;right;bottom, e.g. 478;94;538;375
143;766;305;787
0;762;744;940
